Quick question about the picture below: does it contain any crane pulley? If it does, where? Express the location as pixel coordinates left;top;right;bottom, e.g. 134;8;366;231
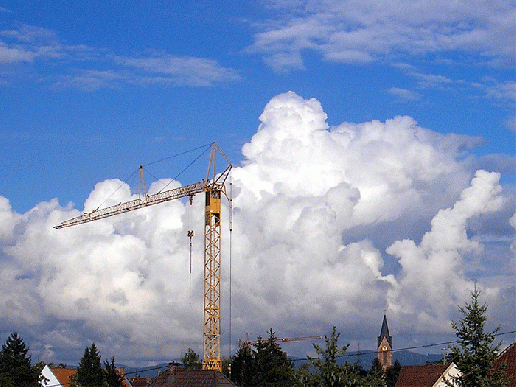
54;143;232;371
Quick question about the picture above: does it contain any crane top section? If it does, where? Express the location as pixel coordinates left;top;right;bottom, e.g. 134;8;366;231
54;143;232;229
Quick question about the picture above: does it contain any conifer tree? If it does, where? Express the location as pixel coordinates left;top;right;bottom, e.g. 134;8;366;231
75;343;105;387
308;326;383;387
447;289;507;387
181;348;202;370
231;342;255;386
252;329;294;386
230;329;295;386
0;332;40;387
104;357;123;387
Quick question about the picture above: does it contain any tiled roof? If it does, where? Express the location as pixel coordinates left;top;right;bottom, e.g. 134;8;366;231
50;368;77;386
128;376;152;387
395;363;448;387
494;342;516;387
148;365;236;387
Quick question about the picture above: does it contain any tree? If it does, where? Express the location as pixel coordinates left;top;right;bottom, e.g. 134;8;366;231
74;343;105;387
181;348;202;370
104;357;123;387
252;329;295;386
230;329;296;387
308;326;350;387
385;359;402;387
446;289;507;387
295;363;319;387
0;332;40;387
231;343;256;386
308;326;383;387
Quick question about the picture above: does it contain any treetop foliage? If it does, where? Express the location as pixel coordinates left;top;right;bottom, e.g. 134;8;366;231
447;289;508;387
71;343;122;387
181;348;202;370
0;332;41;387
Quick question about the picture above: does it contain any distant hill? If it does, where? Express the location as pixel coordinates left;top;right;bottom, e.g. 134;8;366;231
121;363;175;379
120;350;443;377
292;350;442;370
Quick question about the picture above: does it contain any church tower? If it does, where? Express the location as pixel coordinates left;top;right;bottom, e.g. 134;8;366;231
377;314;392;372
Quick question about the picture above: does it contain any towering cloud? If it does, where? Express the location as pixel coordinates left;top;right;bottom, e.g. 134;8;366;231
0;92;513;363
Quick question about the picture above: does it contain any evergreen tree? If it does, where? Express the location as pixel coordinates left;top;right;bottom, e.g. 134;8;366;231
181;348;202;370
385;359;402;387
0;332;40;387
446;289;507;387
308;326;350;387
308;326;383;387
230;329;295;387
75;343;105;387
252;329;295;386
295;363;319;387
104;357;122;387
231;343;256;386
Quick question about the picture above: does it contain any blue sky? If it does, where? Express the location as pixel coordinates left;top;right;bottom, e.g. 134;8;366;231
1;0;514;213
0;0;514;366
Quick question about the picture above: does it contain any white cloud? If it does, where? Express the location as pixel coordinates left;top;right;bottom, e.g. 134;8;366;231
116;56;242;87
0;92;513;363
387;87;421;102
0;24;241;90
386;170;504;328
248;0;515;71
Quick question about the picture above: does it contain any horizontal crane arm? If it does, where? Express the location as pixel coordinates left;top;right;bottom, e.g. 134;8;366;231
54;180;206;229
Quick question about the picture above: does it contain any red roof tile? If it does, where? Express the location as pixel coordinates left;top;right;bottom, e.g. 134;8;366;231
395;363;449;387
50;368;77;386
494;342;516;387
147;365;236;387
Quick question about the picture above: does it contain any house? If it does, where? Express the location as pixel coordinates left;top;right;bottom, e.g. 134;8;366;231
40;365;131;387
147;363;237;387
395;362;461;387
493;342;516;387
40;365;77;387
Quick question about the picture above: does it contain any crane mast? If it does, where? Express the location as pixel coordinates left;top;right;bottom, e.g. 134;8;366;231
54;143;231;371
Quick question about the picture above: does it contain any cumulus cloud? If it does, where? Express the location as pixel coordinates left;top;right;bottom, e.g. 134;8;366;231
0;92;513;363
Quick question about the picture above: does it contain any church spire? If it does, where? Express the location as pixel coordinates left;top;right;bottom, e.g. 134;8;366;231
378;314;392;347
377;314;393;372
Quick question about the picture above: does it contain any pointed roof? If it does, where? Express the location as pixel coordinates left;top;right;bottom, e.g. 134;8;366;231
395;363;457;387
381;315;390;337
49;367;77;386
378;314;393;348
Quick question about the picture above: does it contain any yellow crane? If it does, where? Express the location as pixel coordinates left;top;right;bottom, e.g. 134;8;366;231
55;143;232;371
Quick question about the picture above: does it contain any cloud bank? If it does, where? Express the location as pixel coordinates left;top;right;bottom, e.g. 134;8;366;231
0;92;514;364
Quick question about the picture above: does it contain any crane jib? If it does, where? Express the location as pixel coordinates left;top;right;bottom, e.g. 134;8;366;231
54;180;206;229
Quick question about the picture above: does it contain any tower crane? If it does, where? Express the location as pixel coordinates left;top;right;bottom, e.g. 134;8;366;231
54;143;232;371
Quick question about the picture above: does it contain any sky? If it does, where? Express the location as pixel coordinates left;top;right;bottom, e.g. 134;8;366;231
0;0;514;367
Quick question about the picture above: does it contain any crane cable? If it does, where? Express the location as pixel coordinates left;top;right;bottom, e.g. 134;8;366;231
229;172;233;360
90;143;212;212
